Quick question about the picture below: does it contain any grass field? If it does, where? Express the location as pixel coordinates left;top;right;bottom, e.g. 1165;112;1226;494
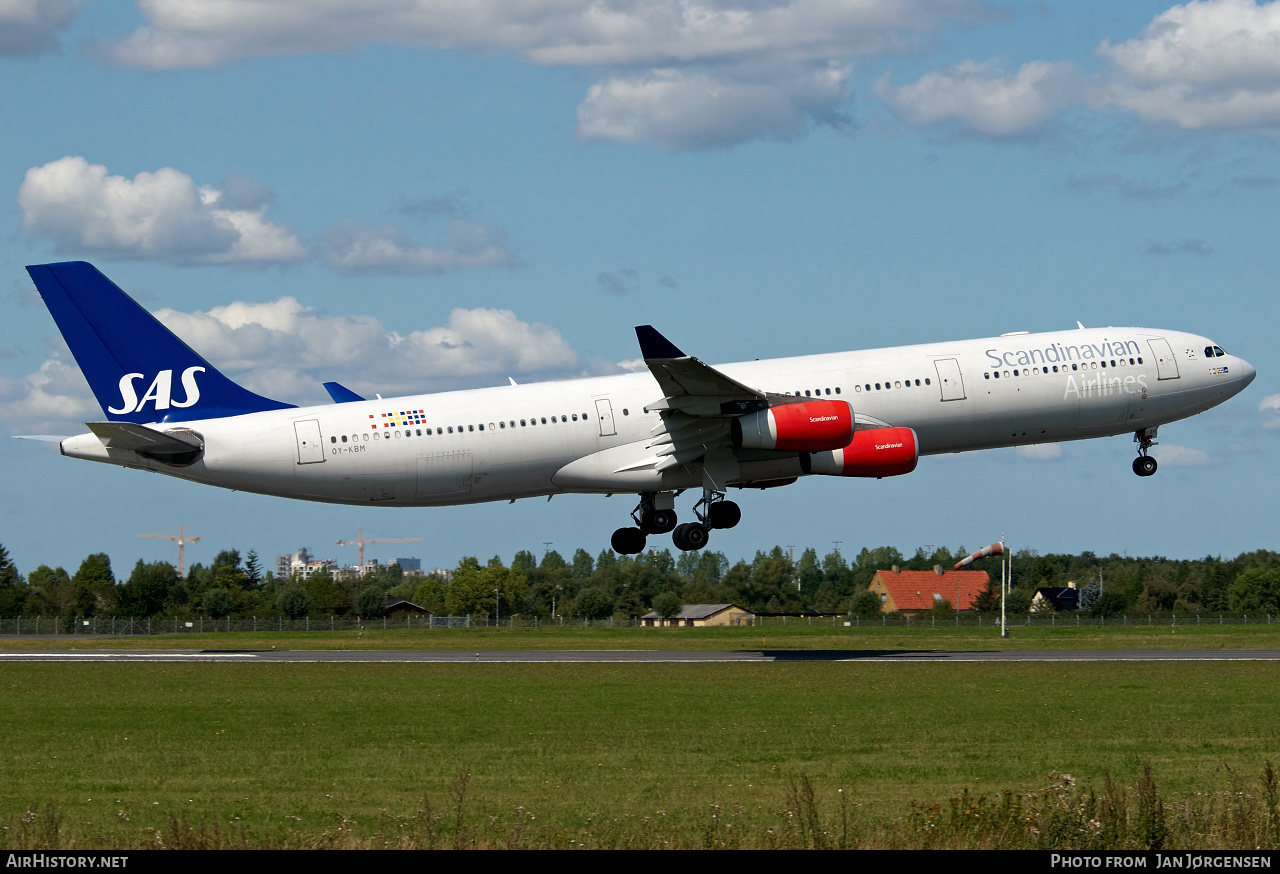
3;625;1280;848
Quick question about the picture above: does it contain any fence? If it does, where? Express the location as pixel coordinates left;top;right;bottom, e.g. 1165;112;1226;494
0;614;643;634
0;612;1274;635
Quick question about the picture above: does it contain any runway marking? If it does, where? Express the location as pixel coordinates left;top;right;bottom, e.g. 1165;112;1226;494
2;649;1280;663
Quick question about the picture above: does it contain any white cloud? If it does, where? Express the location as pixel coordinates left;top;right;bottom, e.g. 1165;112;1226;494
1098;0;1280;130
1016;443;1062;461
92;0;979;70
153;299;585;398
3;297;599;434
19;157;307;265
317;218;518;276
1259;393;1280;429
87;0;991;151
0;0;78;56
1153;443;1216;467
578;65;850;150
0;355;97;433
876;59;1083;136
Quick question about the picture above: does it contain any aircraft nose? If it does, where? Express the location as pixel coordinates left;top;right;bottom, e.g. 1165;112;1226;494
1238;357;1257;388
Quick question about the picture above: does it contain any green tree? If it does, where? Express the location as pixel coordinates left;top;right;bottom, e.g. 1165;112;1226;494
1228;567;1280;613
202;588;235;619
70;553;114;617
356;585;386;618
971;578;1001;614
27;565;73;616
0;544;25;618
652;591;682;621
445;557;527;617
573;587;613;620
796;548;823;598
116;561;180;617
849;590;881;619
277;583;311;619
571;548;594;579
243;550;262;589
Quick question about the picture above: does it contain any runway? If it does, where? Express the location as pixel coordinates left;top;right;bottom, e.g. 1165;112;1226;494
3;649;1280;662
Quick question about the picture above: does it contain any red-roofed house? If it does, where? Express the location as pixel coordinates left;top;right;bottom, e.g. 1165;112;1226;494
869;565;991;615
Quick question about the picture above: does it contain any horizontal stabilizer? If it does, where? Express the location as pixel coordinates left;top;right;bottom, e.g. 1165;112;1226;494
323;381;366;403
86;421;203;457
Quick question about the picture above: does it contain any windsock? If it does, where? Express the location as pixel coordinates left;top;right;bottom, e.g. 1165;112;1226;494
954;542;1003;570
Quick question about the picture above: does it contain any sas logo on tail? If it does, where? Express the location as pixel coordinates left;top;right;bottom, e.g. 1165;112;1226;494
108;367;206;414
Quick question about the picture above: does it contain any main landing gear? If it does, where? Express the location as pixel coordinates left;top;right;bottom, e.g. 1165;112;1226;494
611;489;741;554
1133;427;1158;477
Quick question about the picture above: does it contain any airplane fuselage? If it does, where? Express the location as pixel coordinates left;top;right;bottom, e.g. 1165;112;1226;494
59;326;1255;506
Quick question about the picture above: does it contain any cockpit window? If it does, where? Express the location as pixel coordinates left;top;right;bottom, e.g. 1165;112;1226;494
1214;345;1226;357
1206;345;1226;357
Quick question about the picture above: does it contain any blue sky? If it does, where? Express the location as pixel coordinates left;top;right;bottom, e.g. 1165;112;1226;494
2;0;1278;577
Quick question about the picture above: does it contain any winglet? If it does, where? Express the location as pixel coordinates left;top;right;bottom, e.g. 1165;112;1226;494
323;381;366;403
635;325;686;360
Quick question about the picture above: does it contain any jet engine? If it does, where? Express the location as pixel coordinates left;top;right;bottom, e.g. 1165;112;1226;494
802;427;918;478
731;400;853;452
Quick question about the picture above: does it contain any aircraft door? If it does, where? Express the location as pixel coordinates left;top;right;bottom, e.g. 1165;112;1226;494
933;359;967;401
294;420;325;464
594;398;617;436
1148;338;1180;380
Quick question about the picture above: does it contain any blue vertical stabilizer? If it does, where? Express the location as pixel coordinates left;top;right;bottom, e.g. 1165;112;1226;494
26;261;295;423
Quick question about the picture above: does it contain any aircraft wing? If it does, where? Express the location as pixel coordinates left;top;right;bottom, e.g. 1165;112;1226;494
635;326;767;416
635;326;777;474
85;421;203;458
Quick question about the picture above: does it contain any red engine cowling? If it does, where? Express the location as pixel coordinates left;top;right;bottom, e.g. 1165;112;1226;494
804;427;919;478
732;400;853;452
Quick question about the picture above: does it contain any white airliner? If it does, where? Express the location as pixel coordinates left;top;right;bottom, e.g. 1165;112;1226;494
25;262;1256;554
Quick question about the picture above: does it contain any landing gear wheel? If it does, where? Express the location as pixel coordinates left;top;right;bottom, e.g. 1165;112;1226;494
611;527;647;555
1133;456;1157;477
706;501;741;529
672;522;710;551
642;508;678;535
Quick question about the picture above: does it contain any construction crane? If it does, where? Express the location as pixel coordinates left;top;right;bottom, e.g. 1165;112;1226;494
337;528;424;570
137;525;200;577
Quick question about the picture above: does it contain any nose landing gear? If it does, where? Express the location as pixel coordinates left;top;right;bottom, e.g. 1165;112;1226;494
1133;427;1158;477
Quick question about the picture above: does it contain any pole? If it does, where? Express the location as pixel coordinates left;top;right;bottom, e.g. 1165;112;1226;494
1000;535;1009;639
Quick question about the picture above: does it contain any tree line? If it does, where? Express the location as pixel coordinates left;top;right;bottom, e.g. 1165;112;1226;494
1;541;1278;624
